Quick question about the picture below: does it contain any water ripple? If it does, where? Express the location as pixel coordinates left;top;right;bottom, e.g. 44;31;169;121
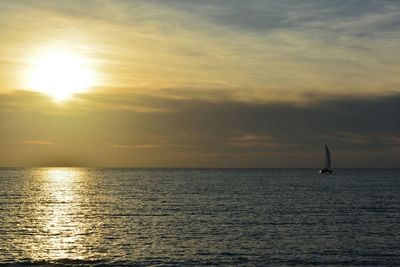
1;168;400;266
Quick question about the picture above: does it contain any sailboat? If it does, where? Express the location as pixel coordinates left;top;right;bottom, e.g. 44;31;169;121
319;144;333;174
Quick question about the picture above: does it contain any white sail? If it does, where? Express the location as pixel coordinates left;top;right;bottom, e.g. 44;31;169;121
325;145;331;169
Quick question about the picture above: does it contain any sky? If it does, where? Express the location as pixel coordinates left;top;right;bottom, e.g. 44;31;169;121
0;0;399;167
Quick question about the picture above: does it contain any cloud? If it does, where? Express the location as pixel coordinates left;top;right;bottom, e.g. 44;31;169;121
23;140;56;145
1;1;400;167
1;90;399;167
112;143;193;149
228;133;279;148
1;1;400;100
319;132;370;145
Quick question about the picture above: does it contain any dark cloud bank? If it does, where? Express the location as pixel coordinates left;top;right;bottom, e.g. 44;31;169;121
0;91;399;167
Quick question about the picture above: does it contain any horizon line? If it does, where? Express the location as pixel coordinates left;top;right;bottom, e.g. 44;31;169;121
0;166;399;170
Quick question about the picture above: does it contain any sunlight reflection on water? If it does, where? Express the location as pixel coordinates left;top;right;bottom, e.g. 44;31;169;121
28;169;83;260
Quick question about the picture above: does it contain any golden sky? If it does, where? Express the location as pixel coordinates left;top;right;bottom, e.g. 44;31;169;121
1;0;400;167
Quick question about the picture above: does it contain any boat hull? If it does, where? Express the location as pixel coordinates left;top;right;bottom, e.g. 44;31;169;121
319;168;332;174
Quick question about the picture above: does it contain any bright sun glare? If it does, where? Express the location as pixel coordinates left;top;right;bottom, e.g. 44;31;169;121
26;48;97;101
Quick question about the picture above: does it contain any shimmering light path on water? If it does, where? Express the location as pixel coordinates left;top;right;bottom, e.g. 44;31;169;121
0;168;400;266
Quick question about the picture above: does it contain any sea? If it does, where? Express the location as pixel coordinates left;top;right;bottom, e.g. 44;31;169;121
0;168;399;266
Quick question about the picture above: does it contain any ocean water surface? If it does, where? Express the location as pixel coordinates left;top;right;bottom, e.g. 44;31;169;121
0;168;399;266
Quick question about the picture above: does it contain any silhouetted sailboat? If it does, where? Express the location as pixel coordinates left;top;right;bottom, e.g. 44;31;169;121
319;144;332;174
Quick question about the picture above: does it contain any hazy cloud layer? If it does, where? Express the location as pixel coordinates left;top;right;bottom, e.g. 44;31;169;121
1;0;400;101
1;90;399;167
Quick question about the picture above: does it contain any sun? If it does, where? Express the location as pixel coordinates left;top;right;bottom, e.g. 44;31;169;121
26;48;97;101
